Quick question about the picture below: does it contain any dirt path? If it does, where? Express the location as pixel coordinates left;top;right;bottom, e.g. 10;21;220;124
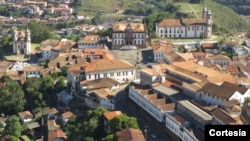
188;4;199;19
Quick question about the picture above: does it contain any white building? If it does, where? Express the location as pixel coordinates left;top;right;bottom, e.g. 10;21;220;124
18;111;33;123
67;59;136;89
207;54;231;68
198;81;250;106
23;66;44;77
129;86;175;122
176;100;212;131
140;68;166;86
112;20;146;49
12;27;31;55
40;46;53;60
165;113;199;141
151;40;174;62
86;88;116;110
156;7;212;39
77;35;108;49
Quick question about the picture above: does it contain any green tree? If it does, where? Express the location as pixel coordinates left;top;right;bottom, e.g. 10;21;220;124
55;76;67;92
28;21;54;43
60;66;69;76
66;34;81;42
109;114;139;133
4;115;22;138
93;28;113;38
41;76;54;93
91;14;102;25
0;36;11;46
83;137;94;141
83;117;99;136
0;75;26;114
101;134;115;141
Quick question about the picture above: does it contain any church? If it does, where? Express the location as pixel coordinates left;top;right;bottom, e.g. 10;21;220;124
12;27;31;55
155;7;212;39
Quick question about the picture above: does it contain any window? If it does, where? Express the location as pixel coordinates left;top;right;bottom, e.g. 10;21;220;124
117;72;120;76
110;73;114;77
131;71;134;75
160;30;163;33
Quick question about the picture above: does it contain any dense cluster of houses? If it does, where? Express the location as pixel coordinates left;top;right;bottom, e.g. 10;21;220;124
0;0;77;24
1;4;250;141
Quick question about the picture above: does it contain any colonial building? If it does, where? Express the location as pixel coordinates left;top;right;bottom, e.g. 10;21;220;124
67;59;136;89
129;85;176;122
84;88;116;110
77;35;108;49
210;108;240;125
198;81;250;106
176;100;212;131
156;7;212;39
112;20;146;49
165;113;199;141
140;67;166;86
13;27;31;55
151;40;174;62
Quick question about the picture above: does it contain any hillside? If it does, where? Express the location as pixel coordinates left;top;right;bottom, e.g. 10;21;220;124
77;0;141;15
215;0;250;15
77;0;250;33
203;0;250;32
174;0;250;33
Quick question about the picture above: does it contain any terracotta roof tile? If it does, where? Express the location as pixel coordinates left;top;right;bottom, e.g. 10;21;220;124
48;129;67;141
201;43;218;49
61;111;73;119
171;113;187;124
116;128;145;141
199;81;247;100
78;35;107;44
47;119;60;131
92;88;115;98
103;111;122;121
113;22;145;32
152;40;173;53
157;18;206;27
18;111;33;119
211;108;237;125
85;59;134;72
80;78;120;90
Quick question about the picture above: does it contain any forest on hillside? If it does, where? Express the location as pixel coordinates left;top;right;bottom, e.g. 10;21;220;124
215;0;250;15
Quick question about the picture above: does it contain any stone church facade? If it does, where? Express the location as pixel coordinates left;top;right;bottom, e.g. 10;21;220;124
13;27;31;55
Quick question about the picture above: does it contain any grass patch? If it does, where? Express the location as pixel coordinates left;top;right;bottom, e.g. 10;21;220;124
78;0;140;16
175;2;191;12
31;43;40;48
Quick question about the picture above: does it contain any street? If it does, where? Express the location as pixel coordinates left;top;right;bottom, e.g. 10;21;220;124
115;87;172;141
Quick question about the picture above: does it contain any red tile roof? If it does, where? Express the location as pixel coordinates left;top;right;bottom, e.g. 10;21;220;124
116;128;145;141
